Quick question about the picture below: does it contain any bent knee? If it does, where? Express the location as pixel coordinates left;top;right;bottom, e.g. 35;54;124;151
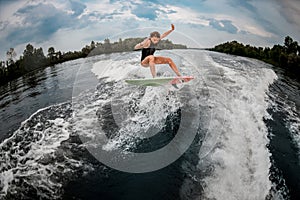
148;55;155;62
141;63;148;67
165;57;173;64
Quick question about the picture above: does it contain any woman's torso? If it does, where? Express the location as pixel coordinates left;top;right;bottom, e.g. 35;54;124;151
141;39;157;61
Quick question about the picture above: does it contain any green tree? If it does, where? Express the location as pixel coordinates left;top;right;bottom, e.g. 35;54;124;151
48;47;55;57
20;44;46;71
34;47;46;61
23;44;34;57
284;36;298;54
6;48;16;66
90;41;96;50
270;45;282;62
0;61;6;76
47;47;57;64
81;45;91;56
209;36;299;78
103;38;112;52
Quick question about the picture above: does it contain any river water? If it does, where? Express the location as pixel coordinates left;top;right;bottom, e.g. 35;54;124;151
0;50;299;199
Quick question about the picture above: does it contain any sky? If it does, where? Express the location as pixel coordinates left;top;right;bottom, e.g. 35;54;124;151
0;0;300;60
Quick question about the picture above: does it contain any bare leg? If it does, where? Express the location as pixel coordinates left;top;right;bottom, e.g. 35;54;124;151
141;55;157;77
148;56;156;77
141;55;181;77
154;56;181;76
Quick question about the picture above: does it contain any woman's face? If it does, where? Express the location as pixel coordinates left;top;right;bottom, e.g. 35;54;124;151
150;36;160;44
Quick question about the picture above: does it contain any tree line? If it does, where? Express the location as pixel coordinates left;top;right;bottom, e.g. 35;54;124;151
0;38;187;85
209;36;300;77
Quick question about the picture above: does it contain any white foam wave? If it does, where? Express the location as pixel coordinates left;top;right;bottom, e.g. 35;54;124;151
91;52;152;81
0;103;89;199
78;50;200;151
106;86;182;151
72;76;183;153
180;51;278;200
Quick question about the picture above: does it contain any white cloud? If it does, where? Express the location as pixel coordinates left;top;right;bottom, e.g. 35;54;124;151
158;5;209;26
78;0;140;22
1;0;300;60
277;0;300;27
0;1;27;26
157;2;274;38
270;0;300;40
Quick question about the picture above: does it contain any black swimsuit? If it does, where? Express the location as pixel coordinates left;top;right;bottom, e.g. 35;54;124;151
141;40;157;61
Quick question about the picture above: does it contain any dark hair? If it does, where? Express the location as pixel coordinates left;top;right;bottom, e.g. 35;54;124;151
150;31;160;38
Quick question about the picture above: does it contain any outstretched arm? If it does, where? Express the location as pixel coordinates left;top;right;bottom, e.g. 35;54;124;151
160;24;175;40
134;37;150;50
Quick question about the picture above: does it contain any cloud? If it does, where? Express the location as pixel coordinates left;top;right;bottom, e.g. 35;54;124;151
0;1;87;59
10;3;82;42
1;0;300;60
275;0;300;28
158;5;209;26
77;0;141;22
228;0;256;13
68;0;87;16
209;19;238;34
156;1;276;38
131;2;158;20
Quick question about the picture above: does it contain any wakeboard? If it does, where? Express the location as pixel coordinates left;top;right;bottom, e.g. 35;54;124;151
125;76;194;87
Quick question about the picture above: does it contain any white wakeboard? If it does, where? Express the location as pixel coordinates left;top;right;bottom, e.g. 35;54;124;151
125;76;194;87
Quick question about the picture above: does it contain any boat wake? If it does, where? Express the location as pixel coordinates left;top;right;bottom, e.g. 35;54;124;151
1;50;288;199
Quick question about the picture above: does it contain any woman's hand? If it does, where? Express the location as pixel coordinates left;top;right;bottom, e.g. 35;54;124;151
171;24;175;31
158;24;175;40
